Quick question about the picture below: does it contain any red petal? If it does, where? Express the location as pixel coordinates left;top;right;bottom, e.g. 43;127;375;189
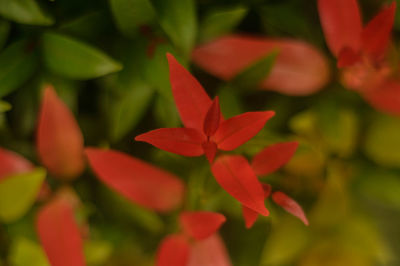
192;36;330;95
0;148;33;180
242;205;259;229
188;234;232;266
211;155;269;215
363;80;400;116
202;141;218;164
361;2;396;59
179;211;226;240
203;97;221;137
167;53;212;131
36;197;85;266
337;47;361;68
317;0;362;56
156;234;190;266
85;148;184;212
37;86;85;179
213;111;274;151
272;191;309;226
251;142;298;176
135;128;206;156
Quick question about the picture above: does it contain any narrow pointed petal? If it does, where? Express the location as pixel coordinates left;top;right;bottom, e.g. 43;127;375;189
203;97;221;137
37;86;85;180
202;141;218;163
192;36;330;95
179;211;226;240
135;128;206;156
36;197;85;266
211;155;269;215
188;234;232;266
272;191;309;226
167;53;212;131
242;205;259;229
156;235;190;266
361;2;396;59
85;148;184;212
317;0;362;56
363;80;400;116
214;111;275;151
337;47;361;68
251;142;298;176
0;148;33;180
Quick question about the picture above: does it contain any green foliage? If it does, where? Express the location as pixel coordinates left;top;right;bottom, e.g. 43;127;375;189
0;40;38;98
0;168;46;223
0;0;53;26
41;32;122;80
8;238;49;266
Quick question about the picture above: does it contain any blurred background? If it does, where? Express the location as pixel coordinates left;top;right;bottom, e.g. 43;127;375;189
0;0;400;265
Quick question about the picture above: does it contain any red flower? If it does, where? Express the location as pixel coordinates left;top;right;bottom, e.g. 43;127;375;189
192;35;330;96
135;53;275;163
156;211;230;266
212;142;308;228
318;0;400;116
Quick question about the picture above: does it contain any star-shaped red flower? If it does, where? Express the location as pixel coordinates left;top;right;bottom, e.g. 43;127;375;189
135;53;274;163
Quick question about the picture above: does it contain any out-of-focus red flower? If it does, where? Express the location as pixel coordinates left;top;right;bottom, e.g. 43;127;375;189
0;148;33;181
192;35;330;96
85;148;185;212
135;53;274;163
318;0;400;116
37;86;85;179
156;211;230;266
36;195;85;266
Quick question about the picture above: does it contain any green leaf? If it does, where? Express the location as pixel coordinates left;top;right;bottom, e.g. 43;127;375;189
107;85;154;142
357;170;400;210
260;216;309;265
9;237;50;266
0;19;10;50
109;0;155;37
217;85;244;118
0;40;38;98
200;6;248;42
153;95;180;128
0;100;11;112
231;50;278;89
84;240;113;266
0;168;46;223
364;114;400;167
0;0;53;26
41;32;122;80
150;0;197;57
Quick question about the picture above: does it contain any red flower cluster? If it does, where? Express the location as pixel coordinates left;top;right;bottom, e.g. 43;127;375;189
318;0;400;116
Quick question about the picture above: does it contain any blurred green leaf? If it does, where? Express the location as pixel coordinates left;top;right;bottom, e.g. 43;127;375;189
84;240;113;266
289;110;318;138
0;168;46;223
0;19;10;50
232;50;278;89
107;85;154;142
318;104;359;157
364;114;400;167
357;170;400;209
260;216;309;265
8;237;49;266
199;6;248;42
0;40;38;98
217;85;244;118
0;100;11;112
153;95;180;128
110;0;155;37
150;0;197;57
41;32;122;80
0;0;53;26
